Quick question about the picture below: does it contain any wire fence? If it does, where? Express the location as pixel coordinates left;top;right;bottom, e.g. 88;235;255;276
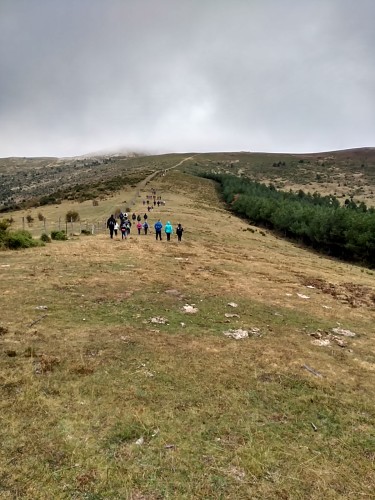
18;217;108;237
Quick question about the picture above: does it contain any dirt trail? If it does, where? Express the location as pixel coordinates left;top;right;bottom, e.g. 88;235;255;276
128;155;198;206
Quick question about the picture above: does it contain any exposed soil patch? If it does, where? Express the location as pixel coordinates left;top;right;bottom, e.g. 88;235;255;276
302;277;375;307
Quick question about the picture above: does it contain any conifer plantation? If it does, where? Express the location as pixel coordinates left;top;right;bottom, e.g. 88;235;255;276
206;173;375;267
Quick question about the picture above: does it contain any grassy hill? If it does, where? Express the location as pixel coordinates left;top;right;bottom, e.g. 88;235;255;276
0;153;188;211
2;148;375;213
177;148;375;208
0;165;374;498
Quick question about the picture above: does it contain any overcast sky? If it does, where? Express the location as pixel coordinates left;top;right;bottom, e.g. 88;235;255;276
0;0;374;157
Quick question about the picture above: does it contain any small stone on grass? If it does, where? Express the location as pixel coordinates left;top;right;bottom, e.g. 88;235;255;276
150;317;168;324
182;304;198;314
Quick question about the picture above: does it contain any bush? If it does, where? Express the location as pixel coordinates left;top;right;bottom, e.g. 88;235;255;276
92;200;99;206
40;195;59;206
81;229;91;235
51;230;67;241
40;233;51;243
26;214;34;224
2;230;43;250
0;219;11;232
65;210;80;222
37;212;45;221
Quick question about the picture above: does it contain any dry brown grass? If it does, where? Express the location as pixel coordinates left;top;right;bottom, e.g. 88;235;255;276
0;170;374;498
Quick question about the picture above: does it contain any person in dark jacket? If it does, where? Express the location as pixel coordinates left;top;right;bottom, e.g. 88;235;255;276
143;221;149;235
154;219;163;240
176;223;184;242
107;215;116;239
120;219;127;239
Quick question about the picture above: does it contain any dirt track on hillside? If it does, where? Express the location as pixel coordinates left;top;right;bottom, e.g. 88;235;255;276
128;155;198;206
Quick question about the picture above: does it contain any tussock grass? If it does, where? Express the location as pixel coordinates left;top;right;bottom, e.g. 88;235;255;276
0;170;374;498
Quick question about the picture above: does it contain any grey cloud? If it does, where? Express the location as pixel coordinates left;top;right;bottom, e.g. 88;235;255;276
0;0;374;156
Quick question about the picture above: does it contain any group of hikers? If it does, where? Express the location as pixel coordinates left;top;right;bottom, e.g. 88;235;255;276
106;187;184;242
106;211;184;242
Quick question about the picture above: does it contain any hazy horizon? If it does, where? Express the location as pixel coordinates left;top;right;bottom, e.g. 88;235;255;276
2;145;375;161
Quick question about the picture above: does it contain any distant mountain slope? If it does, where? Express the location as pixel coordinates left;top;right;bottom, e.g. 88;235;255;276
180;148;375;207
1;148;374;211
0;153;187;211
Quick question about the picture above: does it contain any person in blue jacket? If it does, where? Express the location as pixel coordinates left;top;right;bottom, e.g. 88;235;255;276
164;221;173;241
154;219;163;240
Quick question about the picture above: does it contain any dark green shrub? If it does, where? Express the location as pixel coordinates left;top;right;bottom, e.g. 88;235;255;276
37;212;45;221
26;214;34;224
81;229;91;235
40;233;51;243
65;210;80;222
51;230;67;241
3;230;42;249
0;219;11;232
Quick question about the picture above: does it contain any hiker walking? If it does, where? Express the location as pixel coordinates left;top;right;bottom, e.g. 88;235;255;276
114;221;119;237
164;221;173;241
132;213;137;221
154;219;163;240
137;214;141;222
143;213;148;220
137;221;142;235
143;221;149;235
125;219;132;236
120;219;127;239
176;223;184;242
107;215;116;239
